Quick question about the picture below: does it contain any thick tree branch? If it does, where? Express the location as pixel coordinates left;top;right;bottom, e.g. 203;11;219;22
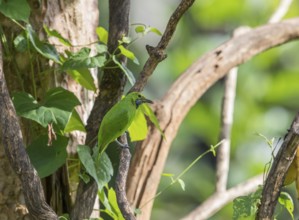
182;175;263;220
130;0;196;93
256;113;299;219
0;44;57;219
127;18;299;220
71;0;130;219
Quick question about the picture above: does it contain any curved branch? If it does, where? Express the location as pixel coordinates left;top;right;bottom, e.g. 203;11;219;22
0;43;57;219
181;175;263;220
127;17;299;220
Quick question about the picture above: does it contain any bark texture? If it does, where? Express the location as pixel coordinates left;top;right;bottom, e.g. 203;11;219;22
126;18;299;220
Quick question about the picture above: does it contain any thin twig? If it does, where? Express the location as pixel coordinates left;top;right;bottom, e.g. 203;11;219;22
129;0;196;93
181;175;263;220
216;67;237;192
269;0;293;23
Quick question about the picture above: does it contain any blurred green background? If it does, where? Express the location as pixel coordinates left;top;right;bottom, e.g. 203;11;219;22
100;0;299;219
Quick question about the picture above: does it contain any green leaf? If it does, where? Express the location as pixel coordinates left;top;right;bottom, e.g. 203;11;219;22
13;32;28;52
178;179;186;191
43;25;72;47
112;55;135;86
149;27;162;36
128;108;148;141
118;45;139;65
62;48;106;70
66;69;96;91
27;135;68;178
135;25;146;34
232;187;262;220
13;87;80;129
77;145;113;190
64;109;86;133
26;25;61;64
96;44;108;54
0;0;30;22
278;192;294;220
140;104;165;139
162;173;174;177
96;27;108;44
107;187;125;220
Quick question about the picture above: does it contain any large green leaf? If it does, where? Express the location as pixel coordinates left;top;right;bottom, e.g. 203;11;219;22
62;47;106;70
0;0;30;22
77;145;113;190
13;87;81;129
26;25;61;64
27;135;68;178
128;108;148;141
96;27;108;44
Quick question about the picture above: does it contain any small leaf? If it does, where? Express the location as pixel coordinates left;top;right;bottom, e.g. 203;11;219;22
107;188;125;220
118;45;139;65
64;109;86;133
96;27;108;44
26;25;61;64
43;25;72;47
162;173;174;177
112;55;136;85
96;44;108;54
128;108;148;141
135;25;146;34
278;192;294;219
66;69;96;91
27;135;68;178
178;179;185;191
0;0;30;22
149;27;162;36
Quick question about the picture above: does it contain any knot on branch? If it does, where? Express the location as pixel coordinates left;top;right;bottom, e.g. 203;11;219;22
146;45;167;62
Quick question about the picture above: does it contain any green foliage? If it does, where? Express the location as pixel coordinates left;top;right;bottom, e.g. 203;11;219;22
27;135;68;178
77;145;113;190
43;25;72;47
96;27;108;44
0;0;30;22
278;192;294;220
13;87;82;131
99;186;125;220
134;24;162;36
232;187;262;220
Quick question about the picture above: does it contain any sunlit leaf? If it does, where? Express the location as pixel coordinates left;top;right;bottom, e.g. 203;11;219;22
278;192;294;220
66;69;96;91
96;27;108;44
128;108;148;141
118;45;139;65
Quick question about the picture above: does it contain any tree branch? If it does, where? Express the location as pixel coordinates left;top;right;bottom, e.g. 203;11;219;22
129;0;196;93
181;175;263;220
0;43;57;219
216;67;237;192
71;0;130;219
256;113;299;219
127;17;299;220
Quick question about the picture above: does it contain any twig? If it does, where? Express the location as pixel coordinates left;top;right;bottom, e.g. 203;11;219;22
216;67;237;192
181;175;263;220
268;0;293;23
256;113;299;219
116;134;136;220
0;42;57;219
129;0;196;93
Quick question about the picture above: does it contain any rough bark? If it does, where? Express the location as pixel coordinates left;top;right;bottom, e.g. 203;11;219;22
127;18;299;220
0;42;58;219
